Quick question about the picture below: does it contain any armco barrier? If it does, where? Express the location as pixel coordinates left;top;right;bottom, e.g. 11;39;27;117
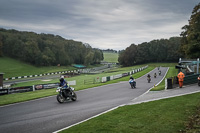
113;74;122;79
3;70;78;81
183;74;199;85
101;65;148;83
3;65;112;81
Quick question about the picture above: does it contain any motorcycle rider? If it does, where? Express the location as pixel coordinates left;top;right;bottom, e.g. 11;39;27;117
59;76;68;88
147;74;151;82
130;75;134;80
59;76;70;97
159;70;161;75
198;75;200;86
129;75;136;88
154;73;157;78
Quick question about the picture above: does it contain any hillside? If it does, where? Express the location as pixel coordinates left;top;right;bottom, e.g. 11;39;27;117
0;28;103;66
0;57;75;78
103;52;119;63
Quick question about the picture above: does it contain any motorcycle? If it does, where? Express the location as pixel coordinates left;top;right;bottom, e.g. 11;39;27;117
159;71;161;76
147;77;151;83
56;87;77;103
154;73;157;78
129;79;136;88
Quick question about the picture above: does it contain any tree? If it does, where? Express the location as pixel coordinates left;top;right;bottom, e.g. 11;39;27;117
84;51;94;65
0;28;104;66
118;44;137;66
180;2;200;58
118;37;181;66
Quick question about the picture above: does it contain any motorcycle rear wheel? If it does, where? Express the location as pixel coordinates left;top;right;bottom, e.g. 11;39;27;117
57;94;65;103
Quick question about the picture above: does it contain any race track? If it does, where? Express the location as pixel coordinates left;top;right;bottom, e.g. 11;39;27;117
0;67;168;133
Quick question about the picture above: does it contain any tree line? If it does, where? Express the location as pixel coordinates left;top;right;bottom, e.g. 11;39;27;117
102;49;118;53
118;37;183;66
0;28;103;66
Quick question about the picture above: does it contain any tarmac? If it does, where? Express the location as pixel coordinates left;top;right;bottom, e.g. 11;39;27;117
128;83;200;105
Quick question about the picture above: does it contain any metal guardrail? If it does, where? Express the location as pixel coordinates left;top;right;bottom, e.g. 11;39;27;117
183;74;199;85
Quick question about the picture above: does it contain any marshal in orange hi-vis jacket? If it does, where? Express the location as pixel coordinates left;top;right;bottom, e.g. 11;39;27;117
177;71;185;88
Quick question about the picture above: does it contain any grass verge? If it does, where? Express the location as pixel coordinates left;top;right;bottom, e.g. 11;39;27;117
61;92;200;133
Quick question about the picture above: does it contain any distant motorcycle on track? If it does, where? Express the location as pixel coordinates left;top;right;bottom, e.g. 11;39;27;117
159;70;161;76
147;74;151;83
154;73;157;78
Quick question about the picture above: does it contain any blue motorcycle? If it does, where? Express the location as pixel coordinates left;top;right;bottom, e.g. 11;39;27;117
129;79;136;88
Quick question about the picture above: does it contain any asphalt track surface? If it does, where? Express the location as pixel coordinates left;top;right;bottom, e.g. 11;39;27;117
0;67;168;133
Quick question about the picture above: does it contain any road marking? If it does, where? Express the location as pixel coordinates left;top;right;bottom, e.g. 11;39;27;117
53;104;126;133
128;90;200;105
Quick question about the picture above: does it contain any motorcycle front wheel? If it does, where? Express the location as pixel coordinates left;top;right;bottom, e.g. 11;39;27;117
71;92;77;101
57;94;65;103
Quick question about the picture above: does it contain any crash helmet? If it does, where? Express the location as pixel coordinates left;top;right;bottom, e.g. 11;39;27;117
60;76;64;82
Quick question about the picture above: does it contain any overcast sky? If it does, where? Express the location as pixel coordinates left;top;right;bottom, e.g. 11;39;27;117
0;0;199;50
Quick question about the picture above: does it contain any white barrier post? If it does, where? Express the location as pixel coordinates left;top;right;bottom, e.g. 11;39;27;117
32;85;35;91
165;78;167;90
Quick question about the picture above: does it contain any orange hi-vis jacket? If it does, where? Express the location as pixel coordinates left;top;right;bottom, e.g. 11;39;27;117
177;72;185;81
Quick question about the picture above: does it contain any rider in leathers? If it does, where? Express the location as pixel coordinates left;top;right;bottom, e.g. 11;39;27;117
59;76;70;97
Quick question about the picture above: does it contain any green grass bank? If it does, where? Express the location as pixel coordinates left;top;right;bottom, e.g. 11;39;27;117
62;92;200;133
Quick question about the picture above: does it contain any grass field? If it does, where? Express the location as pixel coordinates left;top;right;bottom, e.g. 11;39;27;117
0;57;76;78
0;52;117;78
63;92;200;133
103;52;119;63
